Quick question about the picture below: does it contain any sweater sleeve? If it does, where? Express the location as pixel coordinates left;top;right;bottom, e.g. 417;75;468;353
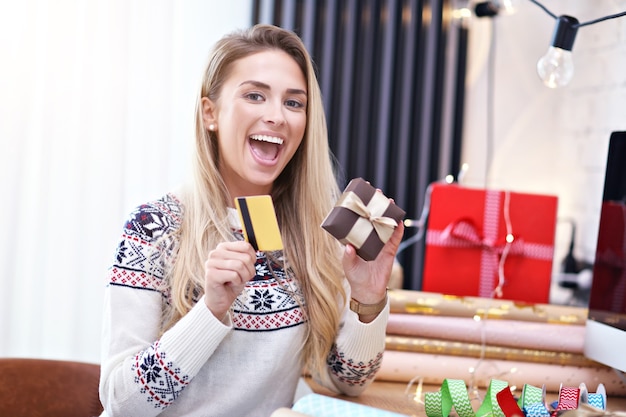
98;196;231;416
321;291;390;397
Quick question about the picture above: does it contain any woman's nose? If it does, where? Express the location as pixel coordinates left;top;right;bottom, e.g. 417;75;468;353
263;101;286;126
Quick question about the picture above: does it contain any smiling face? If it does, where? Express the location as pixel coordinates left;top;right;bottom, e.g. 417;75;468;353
202;49;308;200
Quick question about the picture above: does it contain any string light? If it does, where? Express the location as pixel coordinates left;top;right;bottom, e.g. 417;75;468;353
452;1;626;87
530;0;626;88
536;15;578;88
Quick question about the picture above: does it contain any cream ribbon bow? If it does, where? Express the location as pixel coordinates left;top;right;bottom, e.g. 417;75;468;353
337;190;398;244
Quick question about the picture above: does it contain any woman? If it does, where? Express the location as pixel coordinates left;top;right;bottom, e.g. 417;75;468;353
98;24;403;417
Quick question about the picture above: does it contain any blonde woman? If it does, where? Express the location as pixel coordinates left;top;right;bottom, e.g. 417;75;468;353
98;24;403;417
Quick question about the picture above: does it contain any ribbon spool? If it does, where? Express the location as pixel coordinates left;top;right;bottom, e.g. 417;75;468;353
518;384;550;417
424;379;508;417
423;380;611;417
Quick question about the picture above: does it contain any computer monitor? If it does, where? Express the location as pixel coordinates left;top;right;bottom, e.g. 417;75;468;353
584;131;626;372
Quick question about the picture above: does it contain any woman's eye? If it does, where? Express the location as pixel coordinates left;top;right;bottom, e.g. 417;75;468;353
285;99;305;109
245;92;264;102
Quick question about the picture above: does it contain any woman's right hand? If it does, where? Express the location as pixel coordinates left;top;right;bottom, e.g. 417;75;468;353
204;241;257;320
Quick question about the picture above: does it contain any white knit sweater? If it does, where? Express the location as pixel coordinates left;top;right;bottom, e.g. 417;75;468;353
98;193;389;417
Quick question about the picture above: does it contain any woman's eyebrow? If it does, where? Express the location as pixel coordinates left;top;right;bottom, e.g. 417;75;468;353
239;80;270;90
286;88;307;97
239;80;307;96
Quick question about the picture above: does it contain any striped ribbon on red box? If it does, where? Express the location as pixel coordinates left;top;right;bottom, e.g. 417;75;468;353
426;190;554;298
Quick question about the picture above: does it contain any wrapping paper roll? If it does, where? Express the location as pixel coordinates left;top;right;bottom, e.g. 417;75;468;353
386;313;586;353
388;289;587;324
292;393;409;417
376;350;626;396
385;335;596;367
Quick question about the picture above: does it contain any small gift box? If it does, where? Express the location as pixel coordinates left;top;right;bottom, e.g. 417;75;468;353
422;183;558;303
322;178;405;261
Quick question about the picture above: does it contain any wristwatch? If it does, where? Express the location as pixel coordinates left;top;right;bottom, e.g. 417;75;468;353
349;292;388;316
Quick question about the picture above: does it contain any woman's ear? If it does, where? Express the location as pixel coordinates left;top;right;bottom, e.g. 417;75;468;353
201;97;217;131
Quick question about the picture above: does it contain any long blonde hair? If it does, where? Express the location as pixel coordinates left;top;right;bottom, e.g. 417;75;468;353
164;24;345;383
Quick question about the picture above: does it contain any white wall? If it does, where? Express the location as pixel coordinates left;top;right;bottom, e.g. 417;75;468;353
0;1;251;363
461;0;626;303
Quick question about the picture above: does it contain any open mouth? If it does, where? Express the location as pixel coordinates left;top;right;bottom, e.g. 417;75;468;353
249;134;284;161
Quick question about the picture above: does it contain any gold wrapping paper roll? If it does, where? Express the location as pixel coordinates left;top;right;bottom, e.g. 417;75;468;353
376;350;626;396
388;289;587;324
386;313;586;353
385;335;598;367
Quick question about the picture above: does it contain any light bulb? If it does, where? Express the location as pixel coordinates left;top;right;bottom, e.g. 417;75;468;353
537;46;574;88
537;15;579;88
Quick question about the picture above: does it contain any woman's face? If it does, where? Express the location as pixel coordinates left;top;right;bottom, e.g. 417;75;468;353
203;49;308;200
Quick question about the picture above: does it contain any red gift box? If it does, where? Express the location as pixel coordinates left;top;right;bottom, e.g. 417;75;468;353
422;184;558;303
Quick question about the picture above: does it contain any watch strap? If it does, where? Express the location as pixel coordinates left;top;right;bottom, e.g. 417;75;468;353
349;293;388;316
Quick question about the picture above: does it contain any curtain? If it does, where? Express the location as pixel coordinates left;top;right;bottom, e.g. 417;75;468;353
0;0;252;362
252;0;467;289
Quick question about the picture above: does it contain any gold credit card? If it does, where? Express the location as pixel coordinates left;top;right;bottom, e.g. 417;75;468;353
235;195;283;251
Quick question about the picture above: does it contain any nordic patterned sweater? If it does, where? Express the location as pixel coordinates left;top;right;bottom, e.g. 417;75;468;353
98;193;389;417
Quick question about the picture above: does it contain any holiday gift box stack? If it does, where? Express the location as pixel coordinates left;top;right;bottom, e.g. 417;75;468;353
377;288;626;397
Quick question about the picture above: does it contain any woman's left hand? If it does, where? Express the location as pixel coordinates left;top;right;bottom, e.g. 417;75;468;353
342;218;404;307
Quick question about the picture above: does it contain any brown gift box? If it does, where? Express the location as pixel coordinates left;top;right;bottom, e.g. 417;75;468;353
321;178;405;261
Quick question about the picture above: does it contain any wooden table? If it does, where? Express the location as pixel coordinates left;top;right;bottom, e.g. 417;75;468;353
307;378;626;415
